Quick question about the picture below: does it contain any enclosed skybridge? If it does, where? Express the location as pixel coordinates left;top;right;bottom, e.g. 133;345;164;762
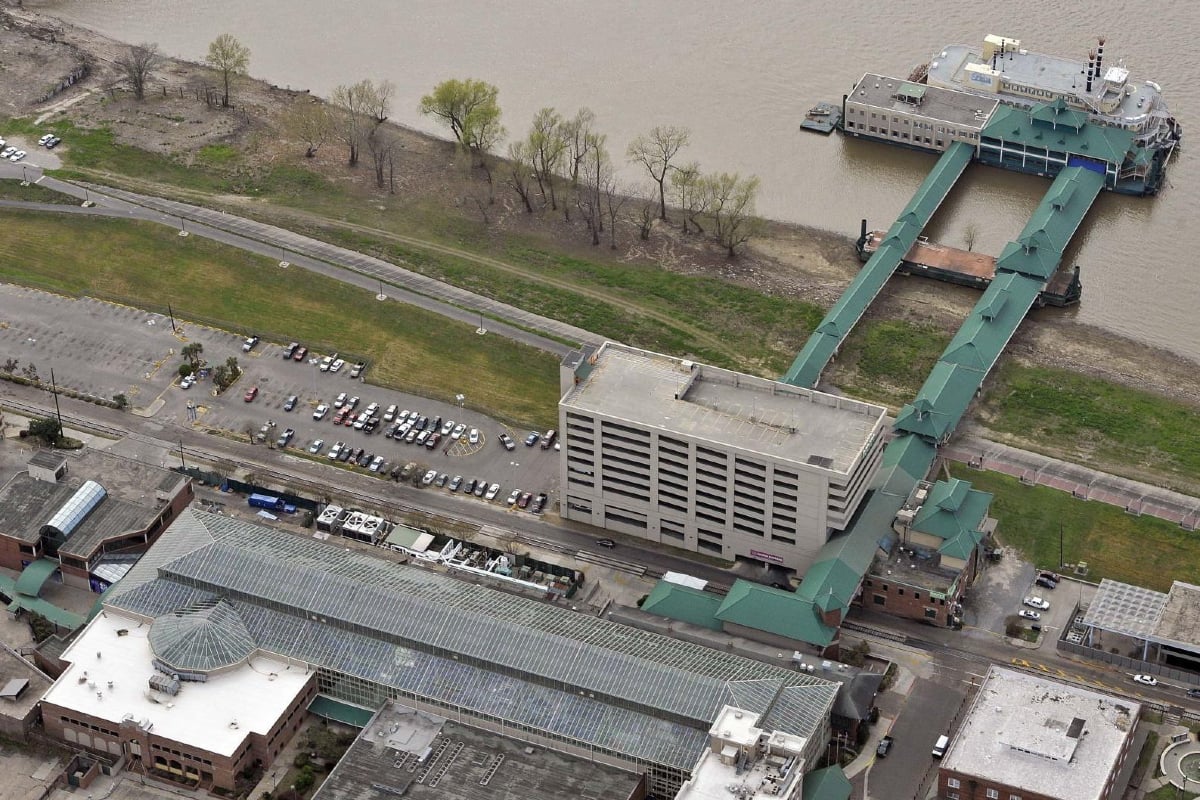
782;140;973;389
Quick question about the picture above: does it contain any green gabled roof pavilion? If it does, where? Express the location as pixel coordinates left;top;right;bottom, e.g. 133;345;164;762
715;581;836;647
641;580;724;630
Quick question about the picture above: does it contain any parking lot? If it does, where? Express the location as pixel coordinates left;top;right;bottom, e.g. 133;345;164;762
0;288;561;511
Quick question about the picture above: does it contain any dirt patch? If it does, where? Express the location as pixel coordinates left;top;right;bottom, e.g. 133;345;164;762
3;0;1200;409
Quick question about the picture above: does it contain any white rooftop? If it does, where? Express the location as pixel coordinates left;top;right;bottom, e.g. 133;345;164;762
41;610;312;757
941;666;1140;800
678;706;807;800
561;343;885;474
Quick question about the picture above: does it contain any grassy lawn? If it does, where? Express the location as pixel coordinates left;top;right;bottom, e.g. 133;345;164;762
950;467;1200;591
829;319;950;407
0;179;79;204
1146;785;1194;800
0;210;560;428
982;362;1200;488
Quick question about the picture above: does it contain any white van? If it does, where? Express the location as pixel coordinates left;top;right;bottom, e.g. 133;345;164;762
932;734;949;758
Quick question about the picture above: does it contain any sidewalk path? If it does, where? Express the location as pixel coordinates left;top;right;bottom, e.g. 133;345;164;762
944;433;1200;529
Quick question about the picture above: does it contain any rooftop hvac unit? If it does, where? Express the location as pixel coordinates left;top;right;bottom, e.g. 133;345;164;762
914;488;929;503
896;508;916;525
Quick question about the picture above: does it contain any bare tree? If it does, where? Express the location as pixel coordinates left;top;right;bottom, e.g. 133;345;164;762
528;107;566;210
963;222;980;252
627;125;690;221
205;33;250;108
115;42;160;101
365;124;398;189
284;99;332;158
331;80;378;167
602;177;631;250
637;200;655;241
670;160;707;234
506;140;536;213
703;172;761;257
561;107;597;186
576;134;609;246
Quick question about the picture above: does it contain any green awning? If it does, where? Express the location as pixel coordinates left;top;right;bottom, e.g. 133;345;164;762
15;558;60;598
7;595;85;630
308;695;376;728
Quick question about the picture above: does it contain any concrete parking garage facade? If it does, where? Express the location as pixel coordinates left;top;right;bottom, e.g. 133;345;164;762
558;344;887;572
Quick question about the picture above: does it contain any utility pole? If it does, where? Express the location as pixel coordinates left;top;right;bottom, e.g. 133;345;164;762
1059;522;1064;569
167;303;178;334
49;368;64;439
178;440;187;469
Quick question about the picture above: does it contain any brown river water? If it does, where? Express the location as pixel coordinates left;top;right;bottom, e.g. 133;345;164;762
37;0;1200;361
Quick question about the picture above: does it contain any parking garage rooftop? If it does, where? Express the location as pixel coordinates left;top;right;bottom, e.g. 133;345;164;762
561;343;885;473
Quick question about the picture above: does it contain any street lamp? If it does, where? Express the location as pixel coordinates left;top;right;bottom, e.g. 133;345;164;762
455;393;465;408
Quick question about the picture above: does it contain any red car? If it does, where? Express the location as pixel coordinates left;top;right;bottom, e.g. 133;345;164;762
292;345;309;362
243;386;259;402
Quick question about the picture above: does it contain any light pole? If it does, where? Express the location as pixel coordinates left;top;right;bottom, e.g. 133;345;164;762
456;393;465;408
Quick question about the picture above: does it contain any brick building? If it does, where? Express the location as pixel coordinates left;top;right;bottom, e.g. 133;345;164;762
938;666;1139;800
0;450;192;593
40;606;316;792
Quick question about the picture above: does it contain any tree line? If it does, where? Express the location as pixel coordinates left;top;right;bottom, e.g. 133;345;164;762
114;36;761;256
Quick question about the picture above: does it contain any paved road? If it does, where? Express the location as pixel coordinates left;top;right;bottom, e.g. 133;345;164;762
0;164;589;358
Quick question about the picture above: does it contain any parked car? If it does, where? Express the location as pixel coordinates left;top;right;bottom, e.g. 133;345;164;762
400;462;418;481
333;392;348;408
242;335;260;352
276;428;295;447
338;447;353;462
327;441;344;460
46;136;62;149
524;431;540;447
517;492;533;509
1023;596;1050;610
423;432;441;450
404;429;420;444
1018;609;1041;620
319;354;336;371
346;396;360;410
876;735;894;758
436;473;449;488
506;488;521;506
308;439;324;454
484;483;501;501
8;150;25;162
313;403;330;421
473;480;488;498
356;451;373;468
349;362;366;378
1038;571;1061;582
332;409;349;425
1035;576;1058;590
243;386;259;402
283;342;299;359
468;428;481;445
595;539;616;549
448;475;464;492
463;478;478;495
283;395;298;412
180;375;195;390
369;455;385;472
384;405;398;422
330;358;345;373
0;146;16;159
531;493;548;514
498;432;516;451
292;345;309;361
1133;674;1159;687
1186;688;1200;699
440;419;456;436
451;423;467;439
421;469;438;486
38;134;53;146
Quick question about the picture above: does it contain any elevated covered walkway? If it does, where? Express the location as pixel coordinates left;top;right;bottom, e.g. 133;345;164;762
791;165;1104;634
783;140;973;388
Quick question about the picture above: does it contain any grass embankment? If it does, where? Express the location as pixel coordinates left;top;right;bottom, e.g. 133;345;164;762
827;319;950;407
0;179;78;204
0;210;560;428
981;362;1200;491
950;467;1200;591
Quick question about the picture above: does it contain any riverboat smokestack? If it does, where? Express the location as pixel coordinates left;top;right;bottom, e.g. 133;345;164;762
1087;51;1095;93
1096;37;1105;81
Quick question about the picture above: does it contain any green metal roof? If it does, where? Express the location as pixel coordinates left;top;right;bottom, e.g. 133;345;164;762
15;558;60;597
1028;97;1088;131
308;695;376;728
715;581;836;647
782;141;973;387
802;765;852;800
894;361;980;443
641;580;724;630
982;103;1134;167
912;479;993;544
939;273;1043;375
